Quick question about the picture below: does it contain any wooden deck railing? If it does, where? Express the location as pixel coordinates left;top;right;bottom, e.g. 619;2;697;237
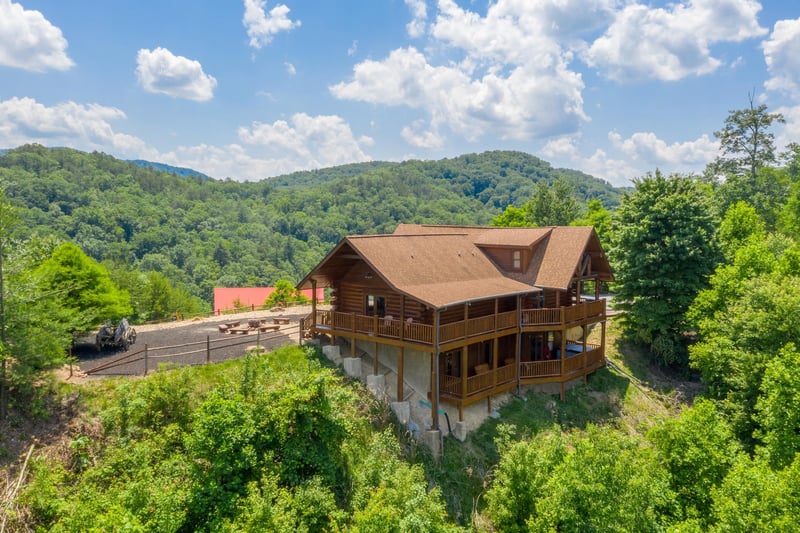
521;299;605;328
519;343;603;381
310;300;605;347
440;362;518;399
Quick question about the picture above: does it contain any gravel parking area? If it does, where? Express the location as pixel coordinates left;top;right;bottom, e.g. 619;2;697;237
73;306;321;377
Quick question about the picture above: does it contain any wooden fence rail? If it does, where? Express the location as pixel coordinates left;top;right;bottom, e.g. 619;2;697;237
84;325;296;376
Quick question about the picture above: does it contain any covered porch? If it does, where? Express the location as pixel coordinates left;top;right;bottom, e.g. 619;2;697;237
306;298;607;347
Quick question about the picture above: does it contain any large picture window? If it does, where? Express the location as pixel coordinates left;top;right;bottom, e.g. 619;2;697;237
365;294;386;317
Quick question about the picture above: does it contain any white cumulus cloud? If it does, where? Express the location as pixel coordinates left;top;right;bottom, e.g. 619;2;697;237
332;0;608;151
405;0;427;38
136;47;217;102
401;120;444;149
541;135;637;186
0;96;375;182
584;0;767;81
0;0;73;72
0;96;148;155
542;130;718;186
608;131;719;167
237;113;372;169
331;46;586;144
763;18;800;98
242;0;300;49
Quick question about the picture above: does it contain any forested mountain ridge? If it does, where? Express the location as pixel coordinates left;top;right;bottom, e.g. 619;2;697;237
0;144;620;305
128;159;211;180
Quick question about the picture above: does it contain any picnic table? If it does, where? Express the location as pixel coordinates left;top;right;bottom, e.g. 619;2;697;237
272;317;290;325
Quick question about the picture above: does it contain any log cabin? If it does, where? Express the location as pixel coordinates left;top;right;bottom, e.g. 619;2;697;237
297;224;614;433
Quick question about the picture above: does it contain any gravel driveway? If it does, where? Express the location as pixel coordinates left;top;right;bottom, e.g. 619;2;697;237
73;307;316;377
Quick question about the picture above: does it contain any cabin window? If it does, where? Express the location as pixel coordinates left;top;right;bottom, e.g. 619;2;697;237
365;294;386;317
512;250;521;270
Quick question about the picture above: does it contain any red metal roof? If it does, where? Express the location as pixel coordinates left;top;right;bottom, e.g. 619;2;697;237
213;287;323;313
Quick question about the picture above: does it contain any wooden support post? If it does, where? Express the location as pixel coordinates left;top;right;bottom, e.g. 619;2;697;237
400;296;405;341
582;324;588;384
144;344;149;376
486;334;500;413
560;332;566;400
311;280;317;321
373;341;379;375
430;351;438;431
492;337;499;383
351;337;356;357
464;304;469;340
516;295;522;393
601;320;607;362
461;345;468;407
432;311;441;432
299;318;304;345
398;346;404;401
206;336;211;364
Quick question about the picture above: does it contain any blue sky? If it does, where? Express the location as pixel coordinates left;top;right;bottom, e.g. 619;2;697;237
1;0;799;186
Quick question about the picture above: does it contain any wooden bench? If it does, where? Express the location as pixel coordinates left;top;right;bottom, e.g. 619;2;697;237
272;317;290;325
258;325;280;333
228;326;251;335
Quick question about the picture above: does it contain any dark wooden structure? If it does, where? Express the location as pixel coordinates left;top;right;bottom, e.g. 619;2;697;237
298;224;614;428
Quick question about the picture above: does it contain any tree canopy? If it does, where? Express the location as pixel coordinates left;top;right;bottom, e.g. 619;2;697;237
713;94;785;183
610;171;718;367
34;242;132;332
0;145;619;306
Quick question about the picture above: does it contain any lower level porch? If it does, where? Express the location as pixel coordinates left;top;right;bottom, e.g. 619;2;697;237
438;341;606;419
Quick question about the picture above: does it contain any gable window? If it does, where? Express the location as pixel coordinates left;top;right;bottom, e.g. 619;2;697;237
512;250;521;270
365;294;386;317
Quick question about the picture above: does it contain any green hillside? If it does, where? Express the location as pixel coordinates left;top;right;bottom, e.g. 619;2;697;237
4;98;800;531
0;144;620;305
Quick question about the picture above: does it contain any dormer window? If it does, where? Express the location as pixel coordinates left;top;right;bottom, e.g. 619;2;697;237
512;250;521;270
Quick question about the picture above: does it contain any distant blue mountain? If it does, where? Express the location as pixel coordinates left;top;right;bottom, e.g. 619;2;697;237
128;159;210;180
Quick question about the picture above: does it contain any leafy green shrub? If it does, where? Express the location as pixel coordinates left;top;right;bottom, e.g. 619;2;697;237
252;373;348;492
264;278;309;307
648;399;741;525
710;455;800;532
755;344;800;469
18;458;68;528
484;429;565;533
350;430;457;533
530;425;676;532
184;391;258;525
485;424;676;532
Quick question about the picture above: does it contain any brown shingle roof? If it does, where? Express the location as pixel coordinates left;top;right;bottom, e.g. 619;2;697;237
346;234;537;308
299;224;613;307
531;226;592;289
473;227;551;248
